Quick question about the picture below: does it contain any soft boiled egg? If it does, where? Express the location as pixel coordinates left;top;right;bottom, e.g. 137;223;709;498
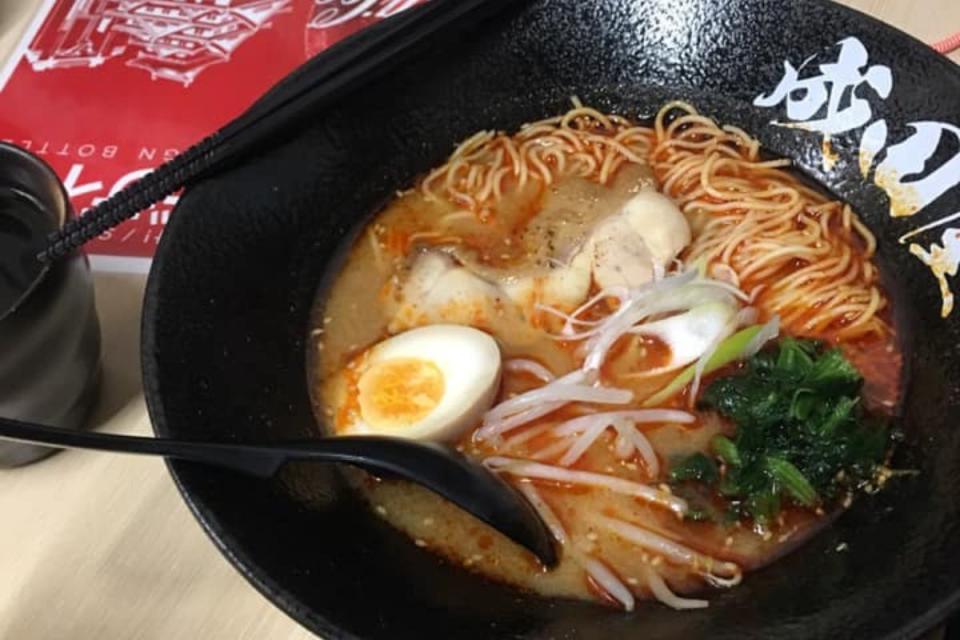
337;325;502;442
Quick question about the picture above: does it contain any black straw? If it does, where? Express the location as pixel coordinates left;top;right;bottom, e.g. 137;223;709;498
39;0;525;263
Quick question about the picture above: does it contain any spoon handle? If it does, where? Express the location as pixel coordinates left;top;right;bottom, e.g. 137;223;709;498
0;417;285;477
0;416;559;566
0;417;489;480
0;417;465;478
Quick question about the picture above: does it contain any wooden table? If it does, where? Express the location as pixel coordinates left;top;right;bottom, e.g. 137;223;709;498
0;2;957;639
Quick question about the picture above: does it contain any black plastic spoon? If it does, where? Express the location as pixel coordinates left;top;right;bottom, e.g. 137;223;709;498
0;416;557;567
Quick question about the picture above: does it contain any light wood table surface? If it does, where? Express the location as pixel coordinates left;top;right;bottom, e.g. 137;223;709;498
0;2;957;639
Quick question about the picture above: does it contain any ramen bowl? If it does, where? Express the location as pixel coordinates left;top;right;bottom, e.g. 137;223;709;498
142;0;960;637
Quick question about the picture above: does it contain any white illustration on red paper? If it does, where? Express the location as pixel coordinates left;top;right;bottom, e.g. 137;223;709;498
26;0;293;86
308;0;420;28
0;0;428;269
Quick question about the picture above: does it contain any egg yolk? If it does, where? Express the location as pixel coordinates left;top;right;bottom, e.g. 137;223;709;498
357;357;446;430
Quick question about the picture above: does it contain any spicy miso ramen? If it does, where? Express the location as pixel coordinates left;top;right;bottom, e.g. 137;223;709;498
309;101;902;610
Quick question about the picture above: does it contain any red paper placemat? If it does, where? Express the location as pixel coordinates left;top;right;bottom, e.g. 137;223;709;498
0;0;425;272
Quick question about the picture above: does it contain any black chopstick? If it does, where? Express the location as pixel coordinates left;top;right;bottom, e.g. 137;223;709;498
40;0;526;263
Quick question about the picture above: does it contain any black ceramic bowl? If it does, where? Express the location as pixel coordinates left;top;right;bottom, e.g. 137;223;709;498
142;1;960;638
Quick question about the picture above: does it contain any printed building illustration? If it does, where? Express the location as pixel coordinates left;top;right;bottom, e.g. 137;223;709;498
26;0;292;86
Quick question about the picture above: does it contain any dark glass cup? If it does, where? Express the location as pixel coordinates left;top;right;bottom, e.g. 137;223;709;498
0;143;101;466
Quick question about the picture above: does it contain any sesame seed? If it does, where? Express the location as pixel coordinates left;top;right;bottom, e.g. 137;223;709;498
626;577;639;586
415;539;428;548
375;505;388;516
423;517;435;526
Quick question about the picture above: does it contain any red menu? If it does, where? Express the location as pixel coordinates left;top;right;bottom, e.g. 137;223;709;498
0;0;425;272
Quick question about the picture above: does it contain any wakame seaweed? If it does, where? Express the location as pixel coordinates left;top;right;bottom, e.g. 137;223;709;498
670;337;890;525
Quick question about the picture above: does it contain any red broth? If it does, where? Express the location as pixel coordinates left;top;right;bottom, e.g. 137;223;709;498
309;105;902;609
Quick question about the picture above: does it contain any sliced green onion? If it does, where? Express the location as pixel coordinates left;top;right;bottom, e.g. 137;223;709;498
711;435;741;467
642;324;764;407
633;302;737;375
691;257;709;278
746;487;781;524
766;457;818;506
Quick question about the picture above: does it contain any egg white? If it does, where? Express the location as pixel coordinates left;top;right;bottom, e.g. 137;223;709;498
344;325;502;442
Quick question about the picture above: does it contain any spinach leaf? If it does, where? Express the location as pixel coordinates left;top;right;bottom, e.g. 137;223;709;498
670;337;890;525
806;348;862;393
669;453;719;484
